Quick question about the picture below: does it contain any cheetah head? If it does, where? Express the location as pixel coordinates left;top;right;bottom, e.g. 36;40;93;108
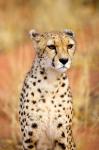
29;29;76;73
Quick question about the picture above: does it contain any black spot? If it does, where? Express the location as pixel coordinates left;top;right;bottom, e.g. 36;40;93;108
23;132;26;137
63;76;66;80
59;104;62;107
24;100;26;102
22;88;26;93
26;106;28;109
58;143;66;150
41;95;44;98
40;71;44;74
28;131;33;136
39;115;42;118
38;88;41;93
26;122;28;126
55;140;58;144
21;93;24;98
73;143;76;148
25;139;32;143
60;94;64;98
56;89;59;93
31;75;34;78
63;107;65;110
20;104;22;108
61;132;65;137
68;94;72;98
58;114;61;117
31;92;34;96
26;93;28;97
57;123;62;128
20;98;22;102
34;141;38;146
21;112;23;116
26;84;29;89
57;78;60;80
51;100;54;104
52;96;55;99
61;83;65;87
64;92;67;95
69;118;72;122
67;87;70;91
22;118;26;122
32;123;38;128
27;99;29;102
32;100;36;104
20;121;23;126
28;145;34;149
44;76;47;80
38;80;41;82
24;111;26;115
42;99;46;103
33;82;36;86
21;128;24;132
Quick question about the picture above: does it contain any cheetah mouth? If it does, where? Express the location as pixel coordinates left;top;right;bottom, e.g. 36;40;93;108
58;65;68;69
57;66;68;72
59;66;67;69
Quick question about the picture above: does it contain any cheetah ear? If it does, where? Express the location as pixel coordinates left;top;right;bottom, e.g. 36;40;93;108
29;29;40;42
64;29;75;38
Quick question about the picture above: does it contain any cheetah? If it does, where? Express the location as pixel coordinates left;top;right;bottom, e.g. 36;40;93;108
19;29;76;150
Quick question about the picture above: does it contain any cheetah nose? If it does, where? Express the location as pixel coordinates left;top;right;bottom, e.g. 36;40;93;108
59;58;68;65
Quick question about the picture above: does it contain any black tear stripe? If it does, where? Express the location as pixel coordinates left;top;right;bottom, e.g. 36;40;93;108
52;56;55;67
52;49;57;67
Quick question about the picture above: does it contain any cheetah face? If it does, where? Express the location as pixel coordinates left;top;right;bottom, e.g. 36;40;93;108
29;29;76;72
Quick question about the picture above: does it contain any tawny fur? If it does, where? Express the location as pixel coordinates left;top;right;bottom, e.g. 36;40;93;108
19;29;76;150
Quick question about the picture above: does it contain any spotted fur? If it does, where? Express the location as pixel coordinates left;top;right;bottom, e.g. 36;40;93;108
19;29;76;150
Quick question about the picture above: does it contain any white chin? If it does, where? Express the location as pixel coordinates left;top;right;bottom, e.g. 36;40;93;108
57;67;68;72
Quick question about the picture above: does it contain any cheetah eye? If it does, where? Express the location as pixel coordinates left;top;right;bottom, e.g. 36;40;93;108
47;45;56;50
67;44;73;49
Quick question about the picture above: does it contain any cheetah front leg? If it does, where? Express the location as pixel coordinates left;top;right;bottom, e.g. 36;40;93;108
54;138;76;150
54;139;76;150
54;126;76;150
23;142;36;150
23;136;37;150
21;122;39;150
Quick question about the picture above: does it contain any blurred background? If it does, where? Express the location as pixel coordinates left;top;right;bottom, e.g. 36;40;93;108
0;0;99;150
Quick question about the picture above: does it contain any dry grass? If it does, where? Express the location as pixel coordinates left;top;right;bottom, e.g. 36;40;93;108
0;0;99;149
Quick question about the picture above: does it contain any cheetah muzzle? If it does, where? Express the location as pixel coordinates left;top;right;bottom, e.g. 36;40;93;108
19;29;76;150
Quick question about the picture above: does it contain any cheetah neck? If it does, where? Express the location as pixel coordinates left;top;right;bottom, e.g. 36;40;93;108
31;55;69;87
